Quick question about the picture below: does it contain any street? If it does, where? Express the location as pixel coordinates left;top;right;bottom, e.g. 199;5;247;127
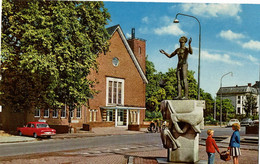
0;133;160;157
0;126;258;164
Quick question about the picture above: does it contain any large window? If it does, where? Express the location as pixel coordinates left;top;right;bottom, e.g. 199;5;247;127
106;77;124;105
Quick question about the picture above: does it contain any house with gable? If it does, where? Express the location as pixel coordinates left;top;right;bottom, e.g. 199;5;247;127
85;25;148;127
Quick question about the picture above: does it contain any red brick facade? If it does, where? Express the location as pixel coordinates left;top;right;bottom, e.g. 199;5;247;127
1;25;147;131
87;25;147;127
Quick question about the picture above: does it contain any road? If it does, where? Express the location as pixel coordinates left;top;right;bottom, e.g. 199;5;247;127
0;126;254;158
0;133;161;157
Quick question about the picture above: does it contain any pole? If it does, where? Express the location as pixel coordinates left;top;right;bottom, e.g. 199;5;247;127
174;13;201;100
220;72;233;127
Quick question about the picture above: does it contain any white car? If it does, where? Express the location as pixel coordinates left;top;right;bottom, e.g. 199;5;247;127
227;119;240;127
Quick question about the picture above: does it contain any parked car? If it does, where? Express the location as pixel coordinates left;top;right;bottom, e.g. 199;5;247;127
17;122;56;138
227;119;240;127
240;118;254;126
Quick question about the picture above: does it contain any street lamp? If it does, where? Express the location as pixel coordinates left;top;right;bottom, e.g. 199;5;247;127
173;13;201;100
220;72;233;127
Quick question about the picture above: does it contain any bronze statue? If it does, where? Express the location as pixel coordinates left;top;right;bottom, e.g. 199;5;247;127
160;36;193;99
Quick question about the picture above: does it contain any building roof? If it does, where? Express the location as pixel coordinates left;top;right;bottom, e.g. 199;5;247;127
106;25;148;84
217;85;258;95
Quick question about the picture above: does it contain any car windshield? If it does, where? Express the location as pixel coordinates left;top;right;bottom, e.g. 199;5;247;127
37;123;49;128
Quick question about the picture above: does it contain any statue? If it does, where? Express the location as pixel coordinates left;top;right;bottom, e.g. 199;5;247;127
159;36;193;99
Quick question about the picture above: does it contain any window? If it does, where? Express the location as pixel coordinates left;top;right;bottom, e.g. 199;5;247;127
0;106;2;112
106;110;113;122
35;108;40;117
139;46;141;54
61;107;66;118
76;107;81;118
237;107;241;114
237;96;241;104
69;109;74;119
106;77;124;105
53;109;58;118
89;109;97;122
44;109;49;118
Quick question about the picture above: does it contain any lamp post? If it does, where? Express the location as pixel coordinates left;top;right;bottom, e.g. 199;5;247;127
173;13;201;100
220;72;233;127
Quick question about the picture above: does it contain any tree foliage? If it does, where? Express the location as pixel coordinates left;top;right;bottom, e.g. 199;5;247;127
243;93;258;116
1;0;110;112
145;58;235;122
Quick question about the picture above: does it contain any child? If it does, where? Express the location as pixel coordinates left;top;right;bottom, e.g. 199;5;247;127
228;123;241;164
206;129;220;164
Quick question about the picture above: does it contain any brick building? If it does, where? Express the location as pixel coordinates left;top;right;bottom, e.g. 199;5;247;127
1;25;148;131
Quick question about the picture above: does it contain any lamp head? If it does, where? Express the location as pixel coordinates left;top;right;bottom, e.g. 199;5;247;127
173;18;179;23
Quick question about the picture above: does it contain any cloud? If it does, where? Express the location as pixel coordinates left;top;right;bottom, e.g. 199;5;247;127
247;55;258;64
181;4;242;20
202;50;243;66
154;24;184;36
142;16;149;24
125;33;131;38
242;40;260;51
219;30;245;40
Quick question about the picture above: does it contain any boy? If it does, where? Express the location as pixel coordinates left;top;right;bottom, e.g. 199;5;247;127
206;129;220;164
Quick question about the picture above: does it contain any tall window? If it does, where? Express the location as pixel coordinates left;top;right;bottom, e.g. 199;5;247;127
106;77;124;105
61;107;66;118
35;108;40;117
76;107;81;118
237;107;241;114
44;109;49;118
53;109;58;118
69;110;74;119
237;96;241;104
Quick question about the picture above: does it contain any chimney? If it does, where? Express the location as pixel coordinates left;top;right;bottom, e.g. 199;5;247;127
248;83;252;87
127;28;146;73
131;28;135;39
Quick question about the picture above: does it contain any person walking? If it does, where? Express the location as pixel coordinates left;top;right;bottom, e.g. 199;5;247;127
228;123;241;164
206;129;220;164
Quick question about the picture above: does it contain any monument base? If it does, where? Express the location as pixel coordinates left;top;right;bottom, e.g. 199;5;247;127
157;158;207;164
160;100;205;163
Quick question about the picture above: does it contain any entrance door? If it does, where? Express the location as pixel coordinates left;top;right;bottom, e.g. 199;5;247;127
117;109;124;126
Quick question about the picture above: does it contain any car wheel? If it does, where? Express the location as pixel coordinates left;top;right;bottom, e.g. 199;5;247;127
33;133;38;138
19;131;22;136
47;136;51;139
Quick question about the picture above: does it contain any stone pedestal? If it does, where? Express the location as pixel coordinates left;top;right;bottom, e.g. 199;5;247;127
160;100;205;163
168;128;199;162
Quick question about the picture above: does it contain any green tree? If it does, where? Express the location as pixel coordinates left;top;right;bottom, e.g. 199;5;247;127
1;1;110;113
215;97;234;122
243;93;258;117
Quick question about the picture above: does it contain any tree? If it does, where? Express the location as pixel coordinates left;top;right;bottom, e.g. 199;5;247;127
1;0;110;113
243;93;258;117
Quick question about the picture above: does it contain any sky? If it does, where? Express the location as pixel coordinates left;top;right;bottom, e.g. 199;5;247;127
103;1;260;97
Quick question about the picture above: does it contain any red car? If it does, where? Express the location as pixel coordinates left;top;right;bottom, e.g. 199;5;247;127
17;122;56;138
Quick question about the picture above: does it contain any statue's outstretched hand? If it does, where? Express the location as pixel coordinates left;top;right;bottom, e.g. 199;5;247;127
159;49;165;54
189;37;192;44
